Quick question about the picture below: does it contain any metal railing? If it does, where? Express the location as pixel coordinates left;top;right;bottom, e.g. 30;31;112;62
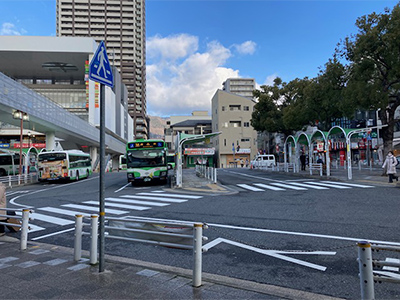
74;214;208;287
0;173;38;187
0;207;32;250
195;165;217;184
357;241;400;300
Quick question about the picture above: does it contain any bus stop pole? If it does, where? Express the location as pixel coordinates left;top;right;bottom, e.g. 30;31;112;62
99;83;106;272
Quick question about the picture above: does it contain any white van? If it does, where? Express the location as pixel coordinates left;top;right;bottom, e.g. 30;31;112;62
251;154;276;168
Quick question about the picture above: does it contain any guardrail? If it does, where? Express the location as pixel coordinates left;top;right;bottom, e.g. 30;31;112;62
357;241;400;300
309;163;323;176
0;174;38;187
74;214;208;287
0;207;32;250
195;165;217;184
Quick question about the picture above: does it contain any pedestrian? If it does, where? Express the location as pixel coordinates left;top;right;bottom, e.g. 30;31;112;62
382;150;399;183
206;158;209;168
317;156;323;164
0;182;6;236
245;159;249;168
240;159;244;168
300;153;306;171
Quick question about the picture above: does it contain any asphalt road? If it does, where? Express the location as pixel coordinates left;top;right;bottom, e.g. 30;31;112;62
6;170;400;299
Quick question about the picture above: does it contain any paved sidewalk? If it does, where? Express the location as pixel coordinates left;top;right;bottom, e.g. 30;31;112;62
0;236;342;300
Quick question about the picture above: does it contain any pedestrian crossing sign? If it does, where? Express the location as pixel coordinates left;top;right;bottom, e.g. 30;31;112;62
89;41;114;88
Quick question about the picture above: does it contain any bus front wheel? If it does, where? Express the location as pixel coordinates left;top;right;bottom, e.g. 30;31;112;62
0;169;6;177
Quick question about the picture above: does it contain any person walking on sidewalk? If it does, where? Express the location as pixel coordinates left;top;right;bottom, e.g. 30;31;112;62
382;151;399;183
0;182;6;236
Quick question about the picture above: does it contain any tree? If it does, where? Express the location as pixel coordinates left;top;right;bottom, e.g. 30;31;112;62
339;4;400;155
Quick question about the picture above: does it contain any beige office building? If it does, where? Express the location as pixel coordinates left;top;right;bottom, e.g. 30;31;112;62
211;90;258;168
222;78;255;99
56;0;147;139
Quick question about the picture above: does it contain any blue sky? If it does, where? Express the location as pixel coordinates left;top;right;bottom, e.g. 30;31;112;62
0;0;398;116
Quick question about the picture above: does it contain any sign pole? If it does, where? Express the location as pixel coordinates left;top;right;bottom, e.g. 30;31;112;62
99;83;106;272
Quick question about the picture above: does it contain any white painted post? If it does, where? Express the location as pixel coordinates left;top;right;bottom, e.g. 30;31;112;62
90;214;98;265
213;168;217;184
18;175;21;185
193;223;203;287
20;209;30;251
74;214;83;261
320;164;323;177
335;160;338;169
357;241;375;300
8;176;11;188
359;160;361;171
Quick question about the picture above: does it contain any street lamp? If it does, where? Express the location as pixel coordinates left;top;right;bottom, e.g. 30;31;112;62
12;110;29;175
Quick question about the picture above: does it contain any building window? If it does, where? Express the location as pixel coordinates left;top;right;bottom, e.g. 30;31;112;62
222;106;225;111
229;105;241;111
244;122;250;127
244;106;249;111
224;139;226;146
241;138;250;142
222;122;228;128
230;121;241;127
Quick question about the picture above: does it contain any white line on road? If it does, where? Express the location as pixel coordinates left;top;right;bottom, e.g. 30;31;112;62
29;212;74;226
270;183;307;190
62;204;127;215
121;195;187;203
322;181;374;188
283;182;329;190
105;197;169;207
85;200;151;211
115;183;130;193
137;192;202;199
207;222;400;246
237;184;264;191
32;228;75;241
253;183;285;191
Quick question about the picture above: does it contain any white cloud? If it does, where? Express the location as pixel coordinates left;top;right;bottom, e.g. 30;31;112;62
263;74;278;86
233;40;257;55
147;34;198;61
0;22;24;35
147;34;240;117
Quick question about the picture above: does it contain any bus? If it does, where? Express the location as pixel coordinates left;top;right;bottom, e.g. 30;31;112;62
0;152;21;176
167;153;176;169
119;154;127;170
126;139;168;185
38;150;92;181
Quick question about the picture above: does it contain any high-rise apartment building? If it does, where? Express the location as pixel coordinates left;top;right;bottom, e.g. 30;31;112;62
56;0;147;139
222;78;255;99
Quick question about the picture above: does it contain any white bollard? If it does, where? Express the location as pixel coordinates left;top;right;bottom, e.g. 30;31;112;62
74;214;83;261
193;223;203;287
359;160;362;171
357;241;375;300
213;168;217;184
20;209;30;251
90;215;98;265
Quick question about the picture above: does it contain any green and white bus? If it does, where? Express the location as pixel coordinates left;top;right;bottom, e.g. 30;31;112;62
126;139;168;185
0;152;21;176
38;150;92;181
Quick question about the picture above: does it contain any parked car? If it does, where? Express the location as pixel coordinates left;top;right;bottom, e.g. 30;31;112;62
250;154;276;168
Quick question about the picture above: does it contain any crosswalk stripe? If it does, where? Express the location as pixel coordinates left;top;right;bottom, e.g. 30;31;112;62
284;182;329;190
29;212;74;226
137;192;202;199
269;183;307;190
28;224;46;233
85;200;151;211
38;207;90;217
105;197;169;207
303;182;351;189
121;195;187;203
322;181;374;188
253;183;285;191
62;204;127;215
237;184;264;191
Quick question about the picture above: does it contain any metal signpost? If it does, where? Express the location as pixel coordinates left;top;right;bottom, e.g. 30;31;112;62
89;40;114;273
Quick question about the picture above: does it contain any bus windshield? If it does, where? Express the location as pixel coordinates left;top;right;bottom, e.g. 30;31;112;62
38;153;67;162
127;149;165;168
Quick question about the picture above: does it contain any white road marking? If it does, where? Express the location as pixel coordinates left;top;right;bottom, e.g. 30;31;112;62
115;183;130;193
322;181;374;188
382;258;400;272
32;228;75;241
29;212;74;226
85;200;151;211
253;183;285;191
208;222;400;246
304;182;351;189
270;183;307;190
137;192;202;199
284;182;329;190
27;224;46;233
374;270;400;279
203;238;332;271
62;204;127;215
121;195;187;203
237;184;264;191
105;198;168;207
38;207;92;217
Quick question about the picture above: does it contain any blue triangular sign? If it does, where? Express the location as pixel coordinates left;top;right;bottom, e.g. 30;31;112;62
89;41;114;88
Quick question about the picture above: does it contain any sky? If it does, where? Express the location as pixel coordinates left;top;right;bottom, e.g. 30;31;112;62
0;0;399;117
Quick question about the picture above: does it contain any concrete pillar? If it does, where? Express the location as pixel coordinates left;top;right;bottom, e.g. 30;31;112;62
90;146;98;170
45;132;56;151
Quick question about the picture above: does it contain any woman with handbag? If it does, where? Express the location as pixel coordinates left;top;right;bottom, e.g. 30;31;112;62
382;151;399;183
